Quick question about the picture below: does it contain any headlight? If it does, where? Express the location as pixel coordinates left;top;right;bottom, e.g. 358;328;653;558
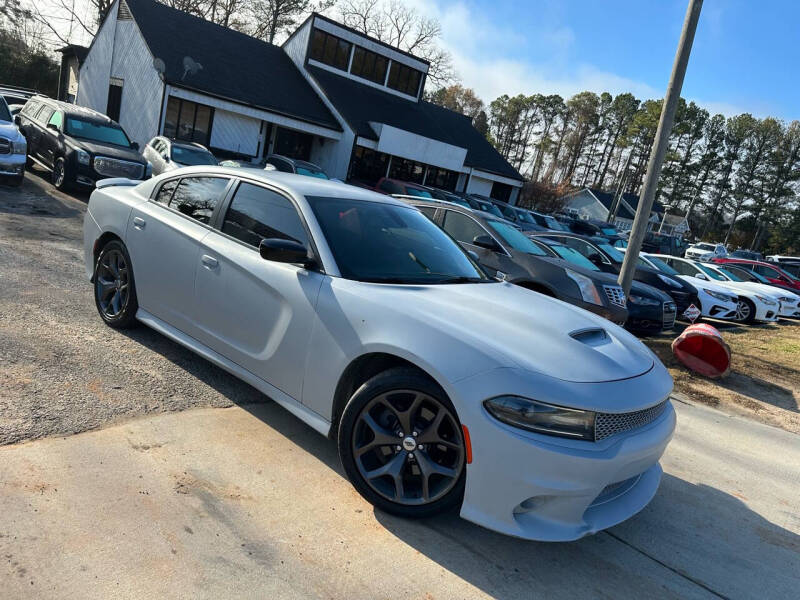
565;269;602;305
628;293;660;306
12;140;26;154
484;396;595;440
703;288;734;302
755;295;777;305
76;149;91;165
657;273;682;288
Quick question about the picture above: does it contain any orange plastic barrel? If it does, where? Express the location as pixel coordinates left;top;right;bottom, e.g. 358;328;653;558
671;323;731;378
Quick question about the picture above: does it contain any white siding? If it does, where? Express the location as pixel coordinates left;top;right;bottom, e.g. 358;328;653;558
466;175;493;197
210;110;261;156
76;1;118;112
283;18;311;68
109;19;164;148
564;190;608;221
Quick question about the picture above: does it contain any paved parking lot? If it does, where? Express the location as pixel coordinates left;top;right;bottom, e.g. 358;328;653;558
1;172;799;599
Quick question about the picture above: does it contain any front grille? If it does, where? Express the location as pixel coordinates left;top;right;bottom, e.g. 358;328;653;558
595;399;669;441
93;156;144;179
0;137;10;155
663;301;676;329
603;285;627;308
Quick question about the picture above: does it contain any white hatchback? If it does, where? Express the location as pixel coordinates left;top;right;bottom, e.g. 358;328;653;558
83;167;675;541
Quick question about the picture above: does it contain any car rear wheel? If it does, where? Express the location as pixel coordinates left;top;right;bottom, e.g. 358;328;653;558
338;368;466;518
734;298;755;324
94;240;138;329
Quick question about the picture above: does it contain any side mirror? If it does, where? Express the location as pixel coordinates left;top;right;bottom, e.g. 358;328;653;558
14;115;21;126
259;238;313;267
130;141;140;151
695;272;708;280
47;122;59;132
466;250;480;262
472;234;500;251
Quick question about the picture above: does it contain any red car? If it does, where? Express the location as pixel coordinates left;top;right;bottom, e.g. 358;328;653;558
712;258;800;291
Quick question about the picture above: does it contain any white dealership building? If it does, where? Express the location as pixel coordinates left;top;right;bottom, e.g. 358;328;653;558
74;0;523;201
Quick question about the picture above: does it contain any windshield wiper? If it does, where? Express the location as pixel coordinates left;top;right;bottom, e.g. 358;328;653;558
430;276;488;284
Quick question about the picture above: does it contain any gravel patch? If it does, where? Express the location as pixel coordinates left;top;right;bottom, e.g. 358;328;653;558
0;171;265;445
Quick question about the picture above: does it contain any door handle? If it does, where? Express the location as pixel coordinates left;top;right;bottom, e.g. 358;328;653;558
201;255;218;269
133;217;146;229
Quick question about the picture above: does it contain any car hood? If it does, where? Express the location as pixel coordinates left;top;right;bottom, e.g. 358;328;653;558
677;275;737;297
354;281;655;383
0;120;23;142
717;280;793;299
72;139;146;163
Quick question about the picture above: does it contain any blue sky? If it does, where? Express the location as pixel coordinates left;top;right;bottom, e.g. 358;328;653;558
421;0;798;120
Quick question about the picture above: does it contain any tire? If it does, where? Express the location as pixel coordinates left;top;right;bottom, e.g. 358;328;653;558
338;367;466;518
734;298;756;324
93;239;139;329
52;156;71;191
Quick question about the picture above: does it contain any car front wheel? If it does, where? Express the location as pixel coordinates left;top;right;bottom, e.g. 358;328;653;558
52;157;71;191
734;298;755;324
93;239;139;328
338;367;466;518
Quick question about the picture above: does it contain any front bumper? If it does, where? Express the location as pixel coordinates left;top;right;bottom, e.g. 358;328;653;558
0;153;26;176
452;367;675;541
625;301;672;333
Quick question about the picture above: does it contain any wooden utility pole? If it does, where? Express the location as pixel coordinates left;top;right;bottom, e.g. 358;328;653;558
617;0;703;294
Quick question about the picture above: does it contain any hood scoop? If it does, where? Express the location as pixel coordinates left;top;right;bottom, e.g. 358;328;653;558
570;327;610;347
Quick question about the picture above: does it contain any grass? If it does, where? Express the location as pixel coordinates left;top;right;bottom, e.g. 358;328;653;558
644;319;800;433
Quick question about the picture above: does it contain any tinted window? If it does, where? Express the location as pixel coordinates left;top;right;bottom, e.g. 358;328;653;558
378;180;402;194
310;29;352;71
48;111;63;129
155;179;179;204
171;146;218;166
487;221;547;255
442;211;489;246
416;206;437;220
671;260;699;276
387;62;422;96
307;197;486;283
268;158;292;173
222;183;309;249
350;46;388;84
644;255;680;276
65;118;131;147
169;177;229;224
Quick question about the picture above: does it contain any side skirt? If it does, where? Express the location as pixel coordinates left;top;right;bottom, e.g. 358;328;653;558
136;308;332;437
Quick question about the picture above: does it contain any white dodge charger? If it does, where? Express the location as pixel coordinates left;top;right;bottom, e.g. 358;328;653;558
83;167;675;541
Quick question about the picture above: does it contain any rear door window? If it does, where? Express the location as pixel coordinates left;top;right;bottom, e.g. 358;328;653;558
169;177;229;224
442;210;489;245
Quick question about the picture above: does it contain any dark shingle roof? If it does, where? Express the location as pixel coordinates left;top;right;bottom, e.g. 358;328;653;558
124;0;340;131
586;188;664;219
307;66;522;180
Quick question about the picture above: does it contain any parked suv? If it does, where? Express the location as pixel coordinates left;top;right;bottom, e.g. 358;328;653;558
16;96;148;190
684;242;726;260
143;137;217;176
403;198;629;326
0;96;26;186
488;199;545;231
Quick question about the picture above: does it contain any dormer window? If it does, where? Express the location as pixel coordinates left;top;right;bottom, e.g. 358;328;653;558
310;29;352;71
387;62;422;96
350;47;389;85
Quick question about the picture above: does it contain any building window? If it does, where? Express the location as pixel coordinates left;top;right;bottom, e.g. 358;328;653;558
274;127;313;160
348;146;390;186
163;96;213;146
106;79;123;122
350;46;388;84
388;156;425;184
310;28;352;71
425;166;458;191
491;182;512;203
387;62;422;96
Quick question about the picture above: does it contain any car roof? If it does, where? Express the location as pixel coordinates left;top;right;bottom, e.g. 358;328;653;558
28;95;118;125
159;166;409;205
399;196;508;223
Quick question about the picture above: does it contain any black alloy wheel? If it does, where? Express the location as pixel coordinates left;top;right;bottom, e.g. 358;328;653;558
94;240;138;328
339;368;466;518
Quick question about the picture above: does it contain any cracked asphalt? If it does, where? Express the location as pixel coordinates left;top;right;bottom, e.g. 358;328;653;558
1;172;799;599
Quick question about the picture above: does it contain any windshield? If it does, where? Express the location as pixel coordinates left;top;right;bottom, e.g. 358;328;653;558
476;201;504;218
487;221;547;255
515;209;536;224
544;215;567;231
697;263;727;281
551;245;599;271
645;255;680;276
716;267;744;282
307;196;487;284
404;188;432;198
0;100;10;122
695;243;715;251
171;146;218;166
65;118;131;147
601;227;618;236
598;243;625;263
295;165;329;179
